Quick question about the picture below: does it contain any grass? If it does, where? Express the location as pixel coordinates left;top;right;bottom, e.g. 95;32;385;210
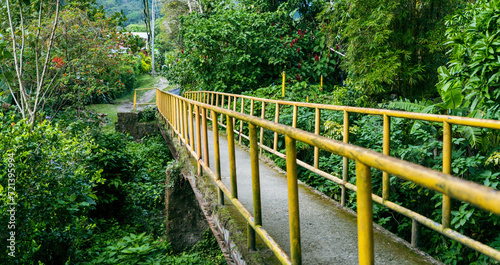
86;74;162;132
115;75;157;104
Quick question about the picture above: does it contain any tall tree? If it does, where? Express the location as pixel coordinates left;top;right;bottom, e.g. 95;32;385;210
319;0;464;99
1;0;60;128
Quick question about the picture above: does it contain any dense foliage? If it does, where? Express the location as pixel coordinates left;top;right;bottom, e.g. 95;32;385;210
164;1;341;93
0;109;224;264
437;0;500;114
96;0;143;27
318;0;466;98
238;82;500;265
2;0;500;264
0;1;145;123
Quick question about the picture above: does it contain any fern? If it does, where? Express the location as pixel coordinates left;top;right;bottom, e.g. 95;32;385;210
388;99;428;112
458;126;482;148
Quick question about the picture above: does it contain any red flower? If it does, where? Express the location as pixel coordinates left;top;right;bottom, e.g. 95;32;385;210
296;74;300;80
298;29;301;35
327;53;330;58
298;63;301;69
51;56;65;68
297;47;300;53
280;36;283;40
181;49;184;53
290;42;294;48
314;54;319;62
272;23;275;26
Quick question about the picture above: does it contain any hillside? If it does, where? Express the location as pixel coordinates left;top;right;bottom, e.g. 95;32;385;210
96;0;144;26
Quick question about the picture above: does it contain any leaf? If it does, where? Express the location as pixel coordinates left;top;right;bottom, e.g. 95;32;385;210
439;80;464;109
458;125;482;147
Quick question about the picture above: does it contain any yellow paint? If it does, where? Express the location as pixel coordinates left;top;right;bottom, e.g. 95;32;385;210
282;71;286;97
155;90;500;264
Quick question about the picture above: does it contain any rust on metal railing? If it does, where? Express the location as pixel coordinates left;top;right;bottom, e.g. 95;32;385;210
160;90;500;264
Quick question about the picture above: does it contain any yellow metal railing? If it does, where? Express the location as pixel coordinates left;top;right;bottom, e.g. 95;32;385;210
157;89;500;264
133;88;156;110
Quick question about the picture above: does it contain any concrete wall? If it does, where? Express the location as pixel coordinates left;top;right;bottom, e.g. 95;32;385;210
158;119;280;265
115;112;159;140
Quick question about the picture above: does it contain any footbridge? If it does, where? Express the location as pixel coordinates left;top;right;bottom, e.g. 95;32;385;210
150;89;500;264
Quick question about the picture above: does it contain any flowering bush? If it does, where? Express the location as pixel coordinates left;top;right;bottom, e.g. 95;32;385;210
3;7;140;109
165;2;341;93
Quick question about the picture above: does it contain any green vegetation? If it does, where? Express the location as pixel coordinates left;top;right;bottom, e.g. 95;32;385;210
96;0;145;27
0;107;224;264
0;1;222;264
2;0;500;264
160;0;500;264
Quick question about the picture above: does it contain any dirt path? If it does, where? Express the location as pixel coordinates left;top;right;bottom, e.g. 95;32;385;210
117;76;170;112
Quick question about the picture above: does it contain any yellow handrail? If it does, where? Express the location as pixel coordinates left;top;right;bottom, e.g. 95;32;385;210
133;88;156;110
159;89;500;264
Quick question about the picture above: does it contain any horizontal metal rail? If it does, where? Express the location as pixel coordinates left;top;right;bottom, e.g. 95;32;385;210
161;90;500;264
133;88;156;110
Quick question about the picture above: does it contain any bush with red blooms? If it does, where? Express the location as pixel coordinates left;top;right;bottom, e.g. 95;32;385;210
165;2;340;93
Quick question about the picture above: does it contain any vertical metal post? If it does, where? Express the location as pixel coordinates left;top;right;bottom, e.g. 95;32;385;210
171;96;175;138
133;90;137;110
442;121;452;229
356;161;374;265
411;219;419;248
342;110;349;207
285;135;301;265
383;114;390;200
202;108;210;168
227;116;238;199
220;95;225;124
216;94;219;107
183;100;188;144
282;71;286;97
233;96;237;129
212;110;224;205
211;93;214;105
260;101;266;155
172;97;176;130
179;99;183;137
239;98;245;144
196;105;202;175
175;98;180;133
182;100;186;141
248;123;262;250
188;102;194;151
250;99;254;116
274;103;280;151
292;105;298;128
320;75;323;91
314;108;320;168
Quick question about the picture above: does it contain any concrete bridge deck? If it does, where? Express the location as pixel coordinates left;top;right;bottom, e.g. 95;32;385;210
197;124;440;264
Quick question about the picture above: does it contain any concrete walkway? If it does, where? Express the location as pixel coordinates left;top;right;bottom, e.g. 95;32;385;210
199;124;439;264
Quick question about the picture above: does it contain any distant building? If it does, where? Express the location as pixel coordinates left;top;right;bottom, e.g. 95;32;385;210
130;32;148;46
